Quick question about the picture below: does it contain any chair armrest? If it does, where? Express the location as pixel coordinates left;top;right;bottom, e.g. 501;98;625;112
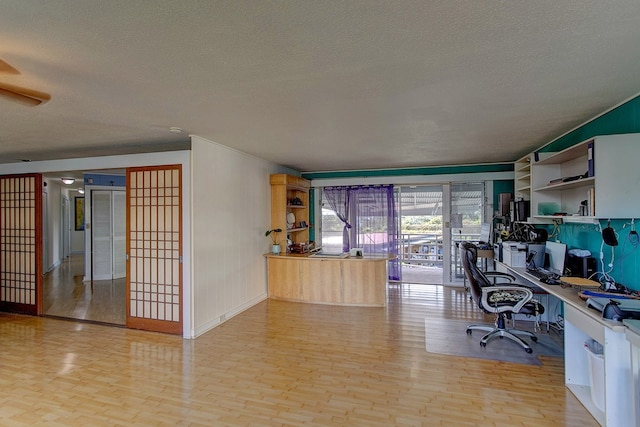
480;285;533;313
484;271;516;284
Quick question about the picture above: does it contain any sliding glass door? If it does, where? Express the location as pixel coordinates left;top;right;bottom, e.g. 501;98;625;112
319;182;485;286
396;185;444;284
449;182;486;283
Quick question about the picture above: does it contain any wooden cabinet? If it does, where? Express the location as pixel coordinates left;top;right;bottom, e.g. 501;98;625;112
266;254;388;306
270;174;310;247
528;134;640;223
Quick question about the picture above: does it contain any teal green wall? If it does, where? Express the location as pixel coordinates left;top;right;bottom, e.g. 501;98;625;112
546;220;639;291
309;189;315;241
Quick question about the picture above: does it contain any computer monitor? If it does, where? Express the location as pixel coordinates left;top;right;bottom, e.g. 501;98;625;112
479;223;491;244
545;241;567;275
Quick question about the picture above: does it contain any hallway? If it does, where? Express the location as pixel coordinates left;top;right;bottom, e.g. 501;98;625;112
43;254;126;325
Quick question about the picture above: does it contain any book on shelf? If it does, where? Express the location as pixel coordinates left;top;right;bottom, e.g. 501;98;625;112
587;141;594;177
587;187;595;216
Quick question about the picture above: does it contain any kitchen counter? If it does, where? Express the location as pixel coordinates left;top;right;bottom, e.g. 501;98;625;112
264;253;390;306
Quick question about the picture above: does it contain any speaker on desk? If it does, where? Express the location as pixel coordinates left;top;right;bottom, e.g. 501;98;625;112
566;255;597;278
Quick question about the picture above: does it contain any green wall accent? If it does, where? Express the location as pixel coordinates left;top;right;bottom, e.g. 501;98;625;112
302;163;513;180
549;220;639;291
309;189;315;242
541;95;640;153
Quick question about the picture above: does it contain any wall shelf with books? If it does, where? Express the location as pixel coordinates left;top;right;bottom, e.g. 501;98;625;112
514;154;532;204
529;134;640;222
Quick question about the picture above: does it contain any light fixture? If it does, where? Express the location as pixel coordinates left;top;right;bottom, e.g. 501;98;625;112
78;189;85;194
61;178;75;185
169;126;183;133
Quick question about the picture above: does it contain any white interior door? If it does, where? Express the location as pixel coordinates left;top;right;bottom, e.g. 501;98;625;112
92;191;112;280
61;196;70;258
112;191;126;279
92;190;126;280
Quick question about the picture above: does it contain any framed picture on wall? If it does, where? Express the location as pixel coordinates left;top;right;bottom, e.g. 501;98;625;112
75;197;85;231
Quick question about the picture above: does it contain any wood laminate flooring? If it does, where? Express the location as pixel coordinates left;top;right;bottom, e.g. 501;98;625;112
43;255;126;325
0;283;597;426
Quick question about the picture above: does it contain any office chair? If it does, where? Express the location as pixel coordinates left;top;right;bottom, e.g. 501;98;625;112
460;241;544;353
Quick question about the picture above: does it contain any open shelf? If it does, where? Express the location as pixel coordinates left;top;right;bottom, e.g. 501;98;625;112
534;176;595;192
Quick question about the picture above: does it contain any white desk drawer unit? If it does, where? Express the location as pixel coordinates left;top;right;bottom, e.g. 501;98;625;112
624;319;640;427
502;263;635;427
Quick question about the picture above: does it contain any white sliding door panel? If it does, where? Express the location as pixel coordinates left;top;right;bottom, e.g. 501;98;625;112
92;191;113;280
92;189;126;280
113;191;126;279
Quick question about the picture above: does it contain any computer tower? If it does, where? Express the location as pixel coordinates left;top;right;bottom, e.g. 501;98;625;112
566;255;597;278
514;200;529;222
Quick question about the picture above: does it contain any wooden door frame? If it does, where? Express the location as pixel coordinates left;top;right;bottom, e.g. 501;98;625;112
125;165;183;334
0;173;43;315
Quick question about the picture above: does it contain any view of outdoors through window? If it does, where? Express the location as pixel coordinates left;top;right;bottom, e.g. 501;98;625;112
397;186;444;284
320;183;484;285
320;207;346;253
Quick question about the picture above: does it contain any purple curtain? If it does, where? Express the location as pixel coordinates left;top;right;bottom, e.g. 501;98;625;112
323;187;352;252
324;185;400;281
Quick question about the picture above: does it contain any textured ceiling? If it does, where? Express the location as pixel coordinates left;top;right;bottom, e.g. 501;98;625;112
1;1;640;172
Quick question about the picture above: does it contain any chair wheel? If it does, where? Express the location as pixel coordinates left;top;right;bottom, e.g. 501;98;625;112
531;336;538;342
480;342;486;348
525;348;533;354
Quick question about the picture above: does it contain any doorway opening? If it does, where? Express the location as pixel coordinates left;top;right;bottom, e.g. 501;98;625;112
41;170;126;325
43;253;126;325
397;185;444;285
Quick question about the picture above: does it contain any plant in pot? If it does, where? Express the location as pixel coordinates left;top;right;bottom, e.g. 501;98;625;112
265;228;283;254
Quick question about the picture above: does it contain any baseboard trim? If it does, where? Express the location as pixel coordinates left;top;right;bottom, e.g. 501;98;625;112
191;293;268;338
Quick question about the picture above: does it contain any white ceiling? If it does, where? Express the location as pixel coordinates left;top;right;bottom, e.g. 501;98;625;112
2;1;640;173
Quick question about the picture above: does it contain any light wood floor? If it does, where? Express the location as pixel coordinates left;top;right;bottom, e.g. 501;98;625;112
0;284;597;426
43;255;126;325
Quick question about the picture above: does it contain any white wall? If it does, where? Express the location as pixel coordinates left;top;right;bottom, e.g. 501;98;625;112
42;178;63;271
190;136;295;337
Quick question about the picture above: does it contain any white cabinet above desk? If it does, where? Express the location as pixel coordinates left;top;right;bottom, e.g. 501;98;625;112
502;263;634;426
528;134;640;224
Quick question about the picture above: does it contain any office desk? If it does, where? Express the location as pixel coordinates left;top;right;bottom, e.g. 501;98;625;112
502;264;633;427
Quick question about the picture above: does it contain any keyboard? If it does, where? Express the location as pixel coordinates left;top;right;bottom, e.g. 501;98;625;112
526;268;561;284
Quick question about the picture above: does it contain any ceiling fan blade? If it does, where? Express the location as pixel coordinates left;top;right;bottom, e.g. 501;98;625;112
0;82;51;106
0;59;20;75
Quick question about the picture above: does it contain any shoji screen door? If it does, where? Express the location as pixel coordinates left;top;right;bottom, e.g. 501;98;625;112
0;174;42;315
126;166;182;334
